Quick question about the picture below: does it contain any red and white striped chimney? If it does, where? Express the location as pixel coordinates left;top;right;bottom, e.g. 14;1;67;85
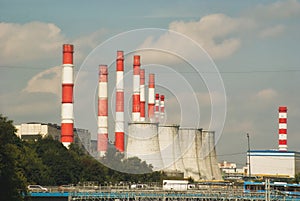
97;65;108;157
140;69;146;122
148;74;155;122
132;55;140;122
278;106;287;151
160;95;165;123
155;93;160;123
115;51;124;152
61;44;74;148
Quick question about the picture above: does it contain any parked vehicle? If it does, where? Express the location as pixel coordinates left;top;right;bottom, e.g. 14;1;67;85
162;180;189;191
27;185;48;192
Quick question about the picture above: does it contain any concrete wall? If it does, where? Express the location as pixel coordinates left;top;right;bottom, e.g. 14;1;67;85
179;128;202;180
126;122;163;170
158;124;184;173
249;151;297;178
126;123;222;181
202;130;222;180
200;130;212;179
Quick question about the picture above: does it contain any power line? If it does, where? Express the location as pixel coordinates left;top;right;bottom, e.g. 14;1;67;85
1;65;300;74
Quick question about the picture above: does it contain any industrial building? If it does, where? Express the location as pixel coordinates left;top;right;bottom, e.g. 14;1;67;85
15;123;91;152
244;107;300;179
15;123;60;141
56;44;300;182
92;47;223;181
126;123;222;180
11;42;300;183
247;150;300;178
51;44;222;181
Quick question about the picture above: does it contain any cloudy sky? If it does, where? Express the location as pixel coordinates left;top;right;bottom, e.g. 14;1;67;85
1;0;300;167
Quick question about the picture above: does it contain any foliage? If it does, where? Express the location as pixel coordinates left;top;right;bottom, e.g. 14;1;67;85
99;145;164;183
0;114;26;201
0;114;164;196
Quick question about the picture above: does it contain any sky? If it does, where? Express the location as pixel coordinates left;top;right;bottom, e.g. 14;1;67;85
1;0;300;167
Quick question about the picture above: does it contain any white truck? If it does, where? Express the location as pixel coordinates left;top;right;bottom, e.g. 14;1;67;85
162;180;189;191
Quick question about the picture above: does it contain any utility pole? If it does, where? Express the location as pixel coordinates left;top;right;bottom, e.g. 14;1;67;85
247;133;251;179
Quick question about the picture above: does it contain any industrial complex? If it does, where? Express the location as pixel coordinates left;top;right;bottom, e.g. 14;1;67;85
15;44;300;183
94;47;222;180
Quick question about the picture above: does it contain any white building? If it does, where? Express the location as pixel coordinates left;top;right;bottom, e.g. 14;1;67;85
248;150;300;178
15;123;91;152
15;123;50;140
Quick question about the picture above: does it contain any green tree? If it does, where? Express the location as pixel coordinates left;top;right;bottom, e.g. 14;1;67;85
0;114;164;195
100;145;163;183
0;114;26;200
21;143;54;185
33;137;81;185
78;155;109;182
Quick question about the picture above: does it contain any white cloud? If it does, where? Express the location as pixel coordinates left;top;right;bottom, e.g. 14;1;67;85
259;25;285;38
0;22;66;65
0;21;107;67
138;14;249;61
169;14;245;59
23;66;61;95
137;1;300;63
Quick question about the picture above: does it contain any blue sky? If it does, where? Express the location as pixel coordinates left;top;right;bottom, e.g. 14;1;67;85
1;0;300;167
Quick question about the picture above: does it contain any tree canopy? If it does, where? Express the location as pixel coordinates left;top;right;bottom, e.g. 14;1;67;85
0;114;26;200
0;114;164;200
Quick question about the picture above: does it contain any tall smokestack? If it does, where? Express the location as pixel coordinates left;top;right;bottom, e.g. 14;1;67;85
160;95;165;123
140;69;146;122
155;93;160;123
148;74;155;122
97;65;108;157
61;44;74;148
132;55;140;122
115;51;124;152
278;106;287;151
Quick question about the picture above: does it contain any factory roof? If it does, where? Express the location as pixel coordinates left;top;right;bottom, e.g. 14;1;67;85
248;150;300;156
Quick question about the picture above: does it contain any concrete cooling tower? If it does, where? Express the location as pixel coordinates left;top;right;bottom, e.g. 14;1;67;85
179;128;203;180
158;124;185;173
201;130;222;180
126;122;164;171
178;128;222;181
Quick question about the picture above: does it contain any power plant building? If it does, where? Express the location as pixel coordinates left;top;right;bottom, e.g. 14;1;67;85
14;44;300;183
15;123;91;152
248;150;300;178
43;44;223;181
126;122;164;171
125;122;222;180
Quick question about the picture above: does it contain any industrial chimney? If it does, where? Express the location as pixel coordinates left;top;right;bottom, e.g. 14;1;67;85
115;51;125;152
61;44;74;148
148;74;155;122
160;95;165;123
278;106;287;151
97;65;108;157
155;93;160;123
140;69;146;122
132;55;141;122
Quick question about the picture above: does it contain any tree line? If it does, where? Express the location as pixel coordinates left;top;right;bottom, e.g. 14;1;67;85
0;115;164;201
